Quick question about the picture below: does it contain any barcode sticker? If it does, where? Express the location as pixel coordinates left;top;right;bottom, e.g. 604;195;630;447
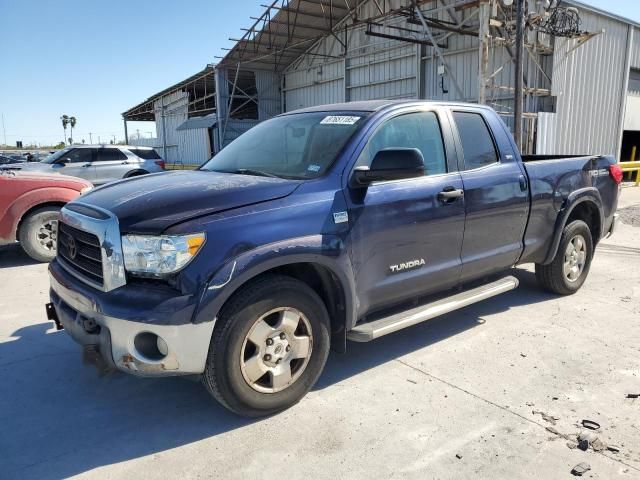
320;115;361;125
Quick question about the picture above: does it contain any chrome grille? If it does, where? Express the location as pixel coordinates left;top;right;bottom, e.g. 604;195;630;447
57;222;104;286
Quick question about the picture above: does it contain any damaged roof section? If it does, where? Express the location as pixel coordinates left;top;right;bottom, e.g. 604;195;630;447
122;65;216;121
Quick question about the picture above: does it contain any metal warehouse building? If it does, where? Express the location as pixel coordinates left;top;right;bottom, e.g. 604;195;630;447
123;0;640;166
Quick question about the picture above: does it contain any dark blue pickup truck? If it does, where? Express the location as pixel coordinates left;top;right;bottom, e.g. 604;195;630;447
47;100;620;416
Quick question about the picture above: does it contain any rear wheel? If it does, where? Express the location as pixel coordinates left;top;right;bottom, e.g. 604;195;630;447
18;206;60;262
202;274;330;417
535;220;593;295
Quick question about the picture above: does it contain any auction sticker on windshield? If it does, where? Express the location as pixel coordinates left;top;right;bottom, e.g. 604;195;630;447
320;115;361;125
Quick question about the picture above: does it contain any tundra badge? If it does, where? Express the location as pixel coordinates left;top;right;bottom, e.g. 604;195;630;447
390;259;426;273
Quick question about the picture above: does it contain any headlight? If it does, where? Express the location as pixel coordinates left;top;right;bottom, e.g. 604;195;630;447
121;233;206;276
80;186;93;195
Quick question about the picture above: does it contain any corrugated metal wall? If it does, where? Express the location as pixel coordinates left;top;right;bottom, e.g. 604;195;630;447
282;0;634;157
154;91;211;165
539;10;631;155
631;27;640;69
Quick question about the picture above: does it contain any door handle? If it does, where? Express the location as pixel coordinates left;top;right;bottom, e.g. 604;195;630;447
438;187;464;202
121;161;129;165
519;174;528;191
81;163;91;168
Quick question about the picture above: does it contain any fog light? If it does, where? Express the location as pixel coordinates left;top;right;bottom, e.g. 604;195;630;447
156;336;169;356
134;332;167;360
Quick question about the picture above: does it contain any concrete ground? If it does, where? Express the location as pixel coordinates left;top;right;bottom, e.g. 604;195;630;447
2;188;640;480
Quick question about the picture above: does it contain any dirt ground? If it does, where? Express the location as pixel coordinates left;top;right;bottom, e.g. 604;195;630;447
1;188;639;480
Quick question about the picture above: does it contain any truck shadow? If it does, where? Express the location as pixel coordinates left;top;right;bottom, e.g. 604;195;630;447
0;244;41;268
1;268;553;479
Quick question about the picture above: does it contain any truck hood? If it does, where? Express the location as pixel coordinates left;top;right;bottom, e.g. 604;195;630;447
77;170;302;233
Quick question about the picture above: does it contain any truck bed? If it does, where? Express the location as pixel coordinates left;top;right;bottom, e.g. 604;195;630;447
519;154;618;265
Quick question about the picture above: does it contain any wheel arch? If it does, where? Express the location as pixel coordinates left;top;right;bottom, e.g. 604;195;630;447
195;241;356;353
124;169;149;178
543;188;603;265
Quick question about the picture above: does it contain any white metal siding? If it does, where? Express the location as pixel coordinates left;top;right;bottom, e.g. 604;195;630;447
631;27;640;69
543;10;630;155
154;91;211;165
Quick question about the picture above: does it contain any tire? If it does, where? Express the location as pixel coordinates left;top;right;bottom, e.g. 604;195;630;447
202;274;331;417
18;206;60;262
535;220;593;295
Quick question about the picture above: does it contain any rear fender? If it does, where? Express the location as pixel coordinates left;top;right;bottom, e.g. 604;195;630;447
192;234;357;343
542;187;603;264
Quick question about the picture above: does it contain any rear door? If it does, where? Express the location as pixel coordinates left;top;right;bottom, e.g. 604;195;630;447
451;108;529;281
347;107;466;317
93;147;130;184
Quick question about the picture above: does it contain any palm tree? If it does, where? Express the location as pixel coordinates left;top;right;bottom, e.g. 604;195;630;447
61;115;69;145
69;116;77;145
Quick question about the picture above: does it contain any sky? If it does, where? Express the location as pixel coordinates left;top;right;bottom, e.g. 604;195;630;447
0;0;638;147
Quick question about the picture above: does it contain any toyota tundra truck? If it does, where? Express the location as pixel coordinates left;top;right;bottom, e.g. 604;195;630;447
46;100;620;417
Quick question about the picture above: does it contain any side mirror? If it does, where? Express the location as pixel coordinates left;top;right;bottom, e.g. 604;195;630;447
351;148;424;187
55;158;70;166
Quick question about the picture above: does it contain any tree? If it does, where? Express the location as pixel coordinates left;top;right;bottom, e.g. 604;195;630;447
60;115;69;145
69;116;77;145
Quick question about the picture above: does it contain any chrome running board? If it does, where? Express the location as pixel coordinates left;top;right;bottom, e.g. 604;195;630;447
347;276;519;342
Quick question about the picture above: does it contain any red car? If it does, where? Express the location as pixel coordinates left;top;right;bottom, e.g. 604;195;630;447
0;170;92;261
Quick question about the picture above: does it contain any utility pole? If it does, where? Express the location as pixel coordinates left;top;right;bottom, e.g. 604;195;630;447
1;113;6;146
514;0;525;150
478;1;491;104
89;132;93;144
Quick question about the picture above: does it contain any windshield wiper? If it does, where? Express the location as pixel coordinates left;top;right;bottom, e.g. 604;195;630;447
221;168;280;178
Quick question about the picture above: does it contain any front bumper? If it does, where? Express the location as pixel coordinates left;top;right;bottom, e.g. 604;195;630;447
48;260;215;377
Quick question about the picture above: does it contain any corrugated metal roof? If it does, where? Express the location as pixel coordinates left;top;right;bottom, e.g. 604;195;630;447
176;114;217;131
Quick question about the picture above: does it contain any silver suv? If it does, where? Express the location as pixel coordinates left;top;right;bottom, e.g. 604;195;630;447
12;145;165;185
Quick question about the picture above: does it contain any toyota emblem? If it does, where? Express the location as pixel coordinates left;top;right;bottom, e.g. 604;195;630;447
67;236;77;260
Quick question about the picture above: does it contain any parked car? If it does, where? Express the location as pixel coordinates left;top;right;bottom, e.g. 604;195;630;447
0;154;25;164
47;100;619;417
0;170;92;262
6;145;165;185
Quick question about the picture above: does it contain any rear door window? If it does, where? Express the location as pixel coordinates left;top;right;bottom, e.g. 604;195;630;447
95;148;127;162
129;148;161;160
452;112;499;170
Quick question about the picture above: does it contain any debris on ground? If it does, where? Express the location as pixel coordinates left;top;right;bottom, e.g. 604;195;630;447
455;453;462;460
532;410;560;425
606;445;620;453
520;353;527;358
577;439;589;451
581;419;601;430
571;462;591;476
406;379;417;384
626;393;640;399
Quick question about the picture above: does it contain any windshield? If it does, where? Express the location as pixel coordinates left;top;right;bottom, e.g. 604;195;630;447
40;148;71;164
200;112;367;179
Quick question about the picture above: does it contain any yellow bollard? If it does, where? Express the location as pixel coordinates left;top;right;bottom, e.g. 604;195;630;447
633;146;640;186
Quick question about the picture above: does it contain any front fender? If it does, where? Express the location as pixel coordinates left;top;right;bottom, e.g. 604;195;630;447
0;187;80;242
192;234;357;330
542;187;603;264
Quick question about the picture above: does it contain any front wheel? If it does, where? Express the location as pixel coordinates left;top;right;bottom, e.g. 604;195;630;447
202;274;330;417
18;206;60;262
535;220;594;295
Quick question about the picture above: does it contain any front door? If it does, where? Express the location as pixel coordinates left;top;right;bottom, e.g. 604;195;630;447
53;148;96;182
347;108;465;318
450;109;529;281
